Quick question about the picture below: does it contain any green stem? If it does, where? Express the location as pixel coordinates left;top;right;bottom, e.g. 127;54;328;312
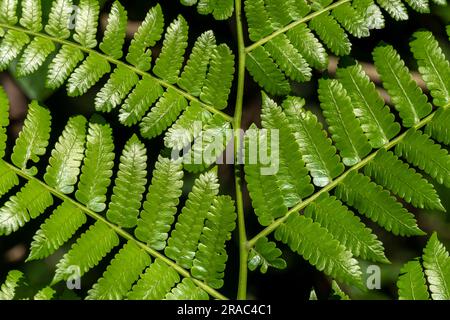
4;161;228;301
244;0;351;53
247;111;438;248
234;0;249;300
0;23;234;123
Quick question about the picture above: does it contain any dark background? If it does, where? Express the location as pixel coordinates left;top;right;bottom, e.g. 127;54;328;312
1;0;450;300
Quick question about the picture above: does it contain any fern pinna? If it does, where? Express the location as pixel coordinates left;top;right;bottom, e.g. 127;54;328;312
0;0;450;301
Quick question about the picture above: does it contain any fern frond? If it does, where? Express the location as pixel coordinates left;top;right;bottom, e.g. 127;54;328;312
191;196;236;289
0;87;9;158
397;259;430;300
336;63;400;148
0;270;24;300
376;0;408;20
11;101;51;175
0;30;30;71
275;214;363;287
87;241;151;300
73;0;99;49
128;259;180;300
0;0;19;25
304;193;388;263
332;2;369;38
53;221;120;284
28;201;87;261
16;37;55;77
422;233;450;300
405;0;430;12
373;45;432;127
165;171;219;269
364;149;444;210
318;79;372;166
99;1;127;60
46;45;84;89
248;237;287;273
335;171;424;236
410;31;450;107
395;129;450;188
0;161;18;197
19;0;42;32
309;13;351;56
45;0;73;39
106;134;147;229
426;107;450;146
75;121;115;212
0;180;53;236
165;278;209;300
135;156;184;251
281;96;344;187
44;115;86;194
34;287;56;300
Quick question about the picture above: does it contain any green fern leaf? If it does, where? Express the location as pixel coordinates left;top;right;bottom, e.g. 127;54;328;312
178;31;217;97
395;129;450;188
200;44;235;110
135;156;184;251
365;149;444;210
34;287;56;300
275;214;363;287
27;201;86;261
11;101;51;175
140;88;188;139
99;1;127;59
126;4;164;71
106;135;147;229
422;232;450;300
16;37;55;77
397;259;430;300
0;87;9;158
19;0;42;32
46;45;84;89
128;259;180;300
118;77;164;126
87;241;151;300
0;30;30;71
309;12;351;56
318;79;372;166
410;31;450;107
44;0;73;39
191;196;236;289
95;65;139;113
44;115;87;194
373;45;432;127
376;0;408;20
0;270;23;300
248;237;287;273
0;0;18;25
196;0;234;20
153;16;189;84
73;0;99;48
336;171;424;236
0;180;53;236
354;0;385;30
67;53;111;97
405;0;430;12
0;161;18;197
53;221;120;284
244;0;276;41
261;94;314;206
336;63;400;148
246;46;290;96
165;171;219;269
426;107;450;146
75;121;115;212
304;193;388;263
165;278;209;300
332;3;370;38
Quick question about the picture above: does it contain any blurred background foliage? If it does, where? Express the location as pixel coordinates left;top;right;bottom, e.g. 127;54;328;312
0;0;450;300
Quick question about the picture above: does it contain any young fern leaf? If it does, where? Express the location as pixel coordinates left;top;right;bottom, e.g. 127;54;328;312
248;237;287;274
128;259;180;300
373;45;432;127
87;241;151;300
75;121;115;212
304;193;388;263
53;221;120;284
422;233;450;300
106;134;147;228
410;31;450;107
335;171;424;236
165;278;209;300
135;156;184;251
44;115;87;194
28;201;87;261
0;270;24;300
426;108;450;146
364;149;444;211
275;214;363;287
397;259;430;300
11;101;51;175
318;79;372;166
165;171;219;269
191;196;236;289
